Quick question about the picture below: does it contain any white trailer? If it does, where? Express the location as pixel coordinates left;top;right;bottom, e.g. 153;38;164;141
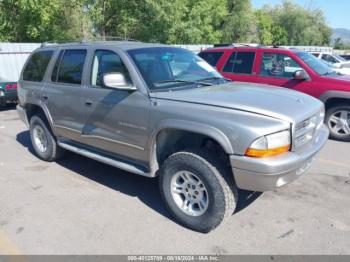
0;43;40;82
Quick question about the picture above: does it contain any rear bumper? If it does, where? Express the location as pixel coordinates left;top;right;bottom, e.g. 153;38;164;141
230;125;329;192
0;91;17;103
17;105;29;127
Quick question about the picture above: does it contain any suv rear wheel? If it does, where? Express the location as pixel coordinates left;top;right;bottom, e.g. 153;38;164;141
159;149;237;233
29;114;64;161
326;104;350;142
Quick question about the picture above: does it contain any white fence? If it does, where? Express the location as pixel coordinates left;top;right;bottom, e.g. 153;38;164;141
0;43;338;82
0;43;40;82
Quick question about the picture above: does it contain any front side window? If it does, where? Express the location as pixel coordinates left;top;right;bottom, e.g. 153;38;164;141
321;54;338;64
223;51;255;74
128;47;222;91
198;51;223;66
260;53;303;78
91;50;131;87
52;49;87;85
23;50;54;82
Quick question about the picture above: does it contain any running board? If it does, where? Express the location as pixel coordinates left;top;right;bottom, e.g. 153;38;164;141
57;141;150;177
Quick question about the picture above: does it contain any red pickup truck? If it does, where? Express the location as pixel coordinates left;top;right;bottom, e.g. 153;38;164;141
199;46;350;142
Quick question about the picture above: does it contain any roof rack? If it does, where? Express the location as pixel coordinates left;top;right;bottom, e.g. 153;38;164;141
99;36;140;42
41;39;87;47
40;36;141;47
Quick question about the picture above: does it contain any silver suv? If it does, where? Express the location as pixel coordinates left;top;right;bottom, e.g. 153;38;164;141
17;41;329;232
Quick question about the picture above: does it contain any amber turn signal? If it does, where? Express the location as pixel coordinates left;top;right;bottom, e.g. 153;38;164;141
245;144;291;158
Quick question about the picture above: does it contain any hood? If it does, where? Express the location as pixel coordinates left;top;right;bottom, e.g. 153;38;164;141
328;73;350;81
340;61;350;69
152;82;323;123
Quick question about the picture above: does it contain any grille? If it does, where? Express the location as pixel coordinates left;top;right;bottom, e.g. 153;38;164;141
294;115;317;148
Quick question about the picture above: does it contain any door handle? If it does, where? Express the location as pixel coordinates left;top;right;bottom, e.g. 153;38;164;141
41;96;48;102
85;101;93;107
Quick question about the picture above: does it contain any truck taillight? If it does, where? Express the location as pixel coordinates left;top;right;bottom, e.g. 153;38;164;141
5;83;17;90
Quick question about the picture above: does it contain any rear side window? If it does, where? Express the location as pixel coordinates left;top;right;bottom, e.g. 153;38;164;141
52;49;87;85
223;51;255;74
198;52;223;66
23;51;54;82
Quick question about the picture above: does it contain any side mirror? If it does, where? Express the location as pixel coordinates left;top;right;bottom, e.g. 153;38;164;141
333;63;342;69
294;70;309;81
102;73;137;91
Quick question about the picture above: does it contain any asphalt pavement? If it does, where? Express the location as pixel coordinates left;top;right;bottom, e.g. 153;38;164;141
0;105;349;255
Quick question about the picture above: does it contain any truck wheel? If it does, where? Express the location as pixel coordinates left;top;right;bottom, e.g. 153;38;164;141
159;149;237;233
326;104;350;142
29;114;64;161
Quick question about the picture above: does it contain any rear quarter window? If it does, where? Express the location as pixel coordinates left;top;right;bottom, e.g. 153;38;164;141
223;51;256;74
198;51;224;66
22;50;54;82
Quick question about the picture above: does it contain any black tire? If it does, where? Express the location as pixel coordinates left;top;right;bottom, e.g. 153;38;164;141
159;149;238;233
0;102;6;110
325;104;350;142
29;114;64;161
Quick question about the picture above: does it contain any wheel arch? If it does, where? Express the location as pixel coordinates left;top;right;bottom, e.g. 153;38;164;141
148;119;234;176
23;103;56;135
319;91;350;110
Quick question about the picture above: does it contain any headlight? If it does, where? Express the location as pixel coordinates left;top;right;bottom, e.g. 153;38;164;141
0;91;4;97
317;107;325;130
245;130;291;158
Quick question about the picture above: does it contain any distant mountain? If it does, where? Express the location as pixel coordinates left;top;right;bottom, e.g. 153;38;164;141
332;28;350;44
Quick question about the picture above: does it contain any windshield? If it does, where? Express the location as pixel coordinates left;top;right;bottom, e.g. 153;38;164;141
296;51;334;76
128;47;223;91
333;54;346;62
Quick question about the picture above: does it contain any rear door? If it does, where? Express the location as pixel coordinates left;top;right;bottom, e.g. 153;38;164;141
43;48;88;141
219;50;259;83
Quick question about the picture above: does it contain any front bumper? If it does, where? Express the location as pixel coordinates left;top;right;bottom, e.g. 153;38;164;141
230;125;329;192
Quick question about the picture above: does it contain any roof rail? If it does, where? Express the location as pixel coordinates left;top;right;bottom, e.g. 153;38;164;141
99;36;140;42
41;39;87;47
40;36;140;47
233;43;267;48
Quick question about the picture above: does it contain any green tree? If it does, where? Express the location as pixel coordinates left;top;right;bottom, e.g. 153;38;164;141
0;0;87;42
87;0;227;44
221;0;256;43
255;10;273;45
263;0;331;46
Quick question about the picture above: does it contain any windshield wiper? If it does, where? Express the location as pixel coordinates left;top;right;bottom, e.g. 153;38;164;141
154;80;197;85
322;71;336;76
198;77;232;82
154;79;213;87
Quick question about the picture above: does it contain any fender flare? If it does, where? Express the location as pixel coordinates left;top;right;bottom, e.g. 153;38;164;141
148;119;234;164
319;91;350;104
23;102;57;136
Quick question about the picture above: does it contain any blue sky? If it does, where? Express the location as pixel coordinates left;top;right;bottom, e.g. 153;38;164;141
251;0;350;30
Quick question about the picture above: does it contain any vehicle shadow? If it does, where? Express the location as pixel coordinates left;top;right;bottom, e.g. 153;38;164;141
0;103;17;111
16;130;261;222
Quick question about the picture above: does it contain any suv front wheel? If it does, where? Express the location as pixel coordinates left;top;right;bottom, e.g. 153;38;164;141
29;114;64;161
159;149;237;233
326;104;350;142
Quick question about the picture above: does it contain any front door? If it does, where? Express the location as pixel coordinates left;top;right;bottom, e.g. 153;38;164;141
82;49;150;163
255;52;315;96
